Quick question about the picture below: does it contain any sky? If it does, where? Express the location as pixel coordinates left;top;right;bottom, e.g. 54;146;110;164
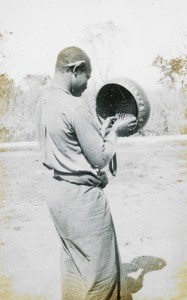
0;0;187;88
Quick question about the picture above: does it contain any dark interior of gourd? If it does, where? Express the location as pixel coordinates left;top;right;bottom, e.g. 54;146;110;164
96;83;138;119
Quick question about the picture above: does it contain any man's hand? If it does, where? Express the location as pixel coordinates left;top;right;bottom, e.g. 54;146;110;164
112;114;137;137
98;171;108;188
101;116;117;137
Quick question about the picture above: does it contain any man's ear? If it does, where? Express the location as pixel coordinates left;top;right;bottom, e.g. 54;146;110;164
67;61;86;76
73;61;86;76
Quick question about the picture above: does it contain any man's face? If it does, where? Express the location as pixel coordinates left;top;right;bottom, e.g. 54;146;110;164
71;69;91;97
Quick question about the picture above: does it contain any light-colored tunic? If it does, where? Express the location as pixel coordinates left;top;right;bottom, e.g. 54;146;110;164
37;85;116;174
37;85;121;300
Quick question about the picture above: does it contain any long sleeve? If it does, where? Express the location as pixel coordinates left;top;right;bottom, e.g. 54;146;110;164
73;106;117;169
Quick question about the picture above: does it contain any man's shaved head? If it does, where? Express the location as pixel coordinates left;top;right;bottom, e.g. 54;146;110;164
55;46;91;74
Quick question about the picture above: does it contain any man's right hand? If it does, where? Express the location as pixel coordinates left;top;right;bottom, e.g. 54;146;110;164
112;114;137;137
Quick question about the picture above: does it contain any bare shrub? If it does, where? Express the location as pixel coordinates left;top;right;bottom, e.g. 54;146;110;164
1;74;50;142
145;88;187;135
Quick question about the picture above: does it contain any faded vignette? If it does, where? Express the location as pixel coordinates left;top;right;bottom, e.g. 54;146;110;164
0;1;187;300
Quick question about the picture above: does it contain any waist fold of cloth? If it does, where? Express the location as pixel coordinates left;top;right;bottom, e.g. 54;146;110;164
53;169;104;187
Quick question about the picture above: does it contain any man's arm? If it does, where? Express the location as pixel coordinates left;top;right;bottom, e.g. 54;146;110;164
73;106;117;169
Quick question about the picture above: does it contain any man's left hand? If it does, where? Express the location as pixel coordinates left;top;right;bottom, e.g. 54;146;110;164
98;171;108;188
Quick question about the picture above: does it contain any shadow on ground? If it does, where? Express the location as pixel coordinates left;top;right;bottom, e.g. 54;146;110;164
121;256;166;299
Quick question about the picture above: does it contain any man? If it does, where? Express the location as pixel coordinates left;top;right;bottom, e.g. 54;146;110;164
37;46;136;300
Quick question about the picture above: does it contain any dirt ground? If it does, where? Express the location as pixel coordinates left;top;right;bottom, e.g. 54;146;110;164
0;137;187;300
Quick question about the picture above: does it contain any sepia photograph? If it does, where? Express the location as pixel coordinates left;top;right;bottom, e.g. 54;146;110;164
0;0;187;299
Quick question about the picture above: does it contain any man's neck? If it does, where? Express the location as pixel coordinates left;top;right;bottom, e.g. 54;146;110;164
52;72;71;94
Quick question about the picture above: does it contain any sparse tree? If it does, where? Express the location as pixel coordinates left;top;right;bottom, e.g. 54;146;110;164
153;55;187;91
0;73;15;117
82;21;127;83
0;73;15;142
